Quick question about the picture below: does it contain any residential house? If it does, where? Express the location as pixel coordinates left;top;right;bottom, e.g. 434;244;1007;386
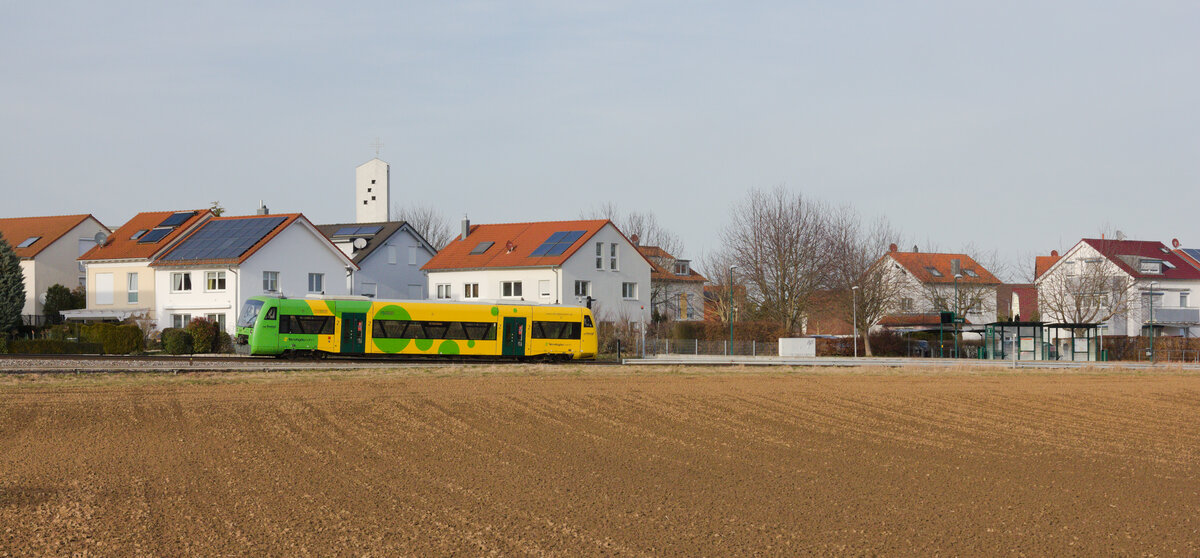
1036;238;1200;338
422;218;652;323
1034;250;1061;280
636;245;706;321
876;246;1002;330
0;214;110;324
70;210;212;323
316;221;436;300
150;213;356;334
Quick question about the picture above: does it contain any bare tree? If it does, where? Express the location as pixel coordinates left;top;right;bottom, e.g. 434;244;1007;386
1037;251;1136;327
392;203;453;250
825;209;907;356
698;250;741;323
580;204;684;257
715;186;833;335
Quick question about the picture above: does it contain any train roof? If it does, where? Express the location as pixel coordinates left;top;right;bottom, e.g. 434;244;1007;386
251;294;591;309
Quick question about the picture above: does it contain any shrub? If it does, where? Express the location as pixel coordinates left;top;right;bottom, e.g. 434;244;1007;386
186;318;220;353
0;335;6;354
161;328;194;355
7;339;103;354
216;331;234;354
79;323;143;354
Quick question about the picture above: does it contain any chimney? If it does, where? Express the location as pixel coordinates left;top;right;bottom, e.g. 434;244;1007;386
912;245;919;253
951;259;961;277
461;214;470;241
256;200;269;215
631;234;639;246
888;243;898;252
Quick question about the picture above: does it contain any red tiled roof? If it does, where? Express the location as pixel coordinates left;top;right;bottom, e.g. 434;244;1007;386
0;214;100;259
423;219;647;271
151;213;309;267
885;251;1001;284
1172;249;1200;271
997;283;1038;320
1080;238;1200;280
1034;253;1060;279
637;245;707;283
80;210;211;261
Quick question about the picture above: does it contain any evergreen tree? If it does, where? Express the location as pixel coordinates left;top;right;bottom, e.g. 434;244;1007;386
0;233;26;333
44;283;82;325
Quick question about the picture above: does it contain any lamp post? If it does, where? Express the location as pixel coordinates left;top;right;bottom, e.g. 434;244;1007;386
953;273;963;358
851;285;860;358
728;266;737;353
1149;281;1157;362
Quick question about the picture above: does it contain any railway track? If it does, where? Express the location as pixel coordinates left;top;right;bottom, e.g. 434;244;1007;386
0;353;618;374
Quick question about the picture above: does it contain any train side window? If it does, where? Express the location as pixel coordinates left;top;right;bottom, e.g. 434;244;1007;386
583;315;593;328
463;322;496;341
423;322;450;339
265;307;276;320
444;322;467;340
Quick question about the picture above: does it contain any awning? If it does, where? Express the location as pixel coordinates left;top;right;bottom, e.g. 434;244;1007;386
60;309;139;321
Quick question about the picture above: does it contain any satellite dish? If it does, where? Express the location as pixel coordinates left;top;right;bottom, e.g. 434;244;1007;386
1115;230;1126;241
352;238;368;249
93;231;107;244
1172;238;1181;248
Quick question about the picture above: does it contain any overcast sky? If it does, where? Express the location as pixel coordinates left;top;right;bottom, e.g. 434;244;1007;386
4;1;1197;281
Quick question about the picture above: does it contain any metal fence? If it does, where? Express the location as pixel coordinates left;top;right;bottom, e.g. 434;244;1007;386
642;338;774;357
1157;349;1200;363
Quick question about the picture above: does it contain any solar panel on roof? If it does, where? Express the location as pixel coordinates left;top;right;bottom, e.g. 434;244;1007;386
332;227;358;236
158;211;195;228
137;228;173;244
332;225;382;237
530;230;586;257
355;226;382;235
160;216;287;262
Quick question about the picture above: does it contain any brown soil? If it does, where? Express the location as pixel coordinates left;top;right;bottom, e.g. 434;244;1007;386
2;367;1199;555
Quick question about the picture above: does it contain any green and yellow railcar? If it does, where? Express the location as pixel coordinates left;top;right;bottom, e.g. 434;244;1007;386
235;295;597;360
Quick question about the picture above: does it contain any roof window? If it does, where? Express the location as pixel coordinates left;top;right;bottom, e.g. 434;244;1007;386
17;236;40;248
469;241;494;255
963;269;979;278
1138;260;1163;274
137;228;173;244
130;230;148;240
924;266;943;277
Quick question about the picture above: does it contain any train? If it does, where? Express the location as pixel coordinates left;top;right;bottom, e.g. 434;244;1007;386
235;295;598;360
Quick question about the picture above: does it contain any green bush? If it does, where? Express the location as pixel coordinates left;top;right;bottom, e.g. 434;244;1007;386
186;318;220;353
161;328;194;355
80;323;144;354
0;336;7;354
216;331;234;354
8;339;103;354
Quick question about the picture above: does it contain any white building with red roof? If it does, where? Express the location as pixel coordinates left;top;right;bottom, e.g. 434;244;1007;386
1036;238;1200;337
0;214;109;323
636;245;707;322
149;213;356;334
875;245;1002;330
422;218;652;324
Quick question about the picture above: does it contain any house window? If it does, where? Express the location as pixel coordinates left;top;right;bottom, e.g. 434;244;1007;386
574;280;591;297
595;242;603;269
1065;261;1076;276
362;282;377;298
436;284;452;299
539;280;551;299
610;243;619;270
263;271;279;292
308;273;324;293
1182;292;1190;308
674;262;689;275
388;245;396;264
172;313;192;329
408;246;417;265
464;283;479;298
502;281;523;298
171;272;192;292
901;298;914;311
205;271;226;292
205;313;226;332
127;273;138;304
1139;260;1163;274
622;282;637;300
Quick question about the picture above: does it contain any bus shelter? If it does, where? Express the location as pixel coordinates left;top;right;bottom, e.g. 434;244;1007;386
983;322;1047;361
1045;323;1103;361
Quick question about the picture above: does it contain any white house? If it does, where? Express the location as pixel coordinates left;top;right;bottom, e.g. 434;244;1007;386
637;245;707;321
70;209;212;324
875;245;1002;331
1036;238;1200;339
422;218;652;324
0;214;110;324
316;221;436;300
150;213;356;334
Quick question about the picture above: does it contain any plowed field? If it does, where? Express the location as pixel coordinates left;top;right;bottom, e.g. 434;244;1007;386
2;367;1199;555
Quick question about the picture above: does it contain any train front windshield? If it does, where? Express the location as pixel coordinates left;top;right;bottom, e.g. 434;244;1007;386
237;299;265;328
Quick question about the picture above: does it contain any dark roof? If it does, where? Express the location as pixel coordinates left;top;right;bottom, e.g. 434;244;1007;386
80;210;211;261
153;214;303;266
1080;238;1200;280
315;221;428;265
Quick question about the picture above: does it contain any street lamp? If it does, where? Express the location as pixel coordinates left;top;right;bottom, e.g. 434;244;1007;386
1149;280;1157;362
954;273;963;358
728;266;737;353
851;285;860;358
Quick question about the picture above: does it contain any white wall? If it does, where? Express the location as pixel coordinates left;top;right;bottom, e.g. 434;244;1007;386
427;267;559;302
24;217;108;317
355;159;389;223
560;224;651;324
354;228;432;300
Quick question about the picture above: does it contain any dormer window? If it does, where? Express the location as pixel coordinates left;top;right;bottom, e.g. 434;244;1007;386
925;266;943;278
674;261;690;275
17;237;40;248
1139;260;1163;274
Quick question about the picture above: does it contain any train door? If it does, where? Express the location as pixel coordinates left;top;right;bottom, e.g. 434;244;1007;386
502;317;526;357
341;313;367;354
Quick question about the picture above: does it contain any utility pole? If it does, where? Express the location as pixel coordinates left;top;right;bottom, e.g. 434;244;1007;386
728;265;737;354
852;285;859;358
954;273;962;358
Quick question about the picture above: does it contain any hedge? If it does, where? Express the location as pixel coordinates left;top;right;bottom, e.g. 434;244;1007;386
186;318;221;353
81;323;145;354
161;328;194;355
7;339;104;355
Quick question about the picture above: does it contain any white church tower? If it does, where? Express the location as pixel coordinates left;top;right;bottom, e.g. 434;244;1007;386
355;157;390;223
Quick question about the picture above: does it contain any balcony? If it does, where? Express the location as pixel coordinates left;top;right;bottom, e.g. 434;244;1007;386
1144;307;1200;325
